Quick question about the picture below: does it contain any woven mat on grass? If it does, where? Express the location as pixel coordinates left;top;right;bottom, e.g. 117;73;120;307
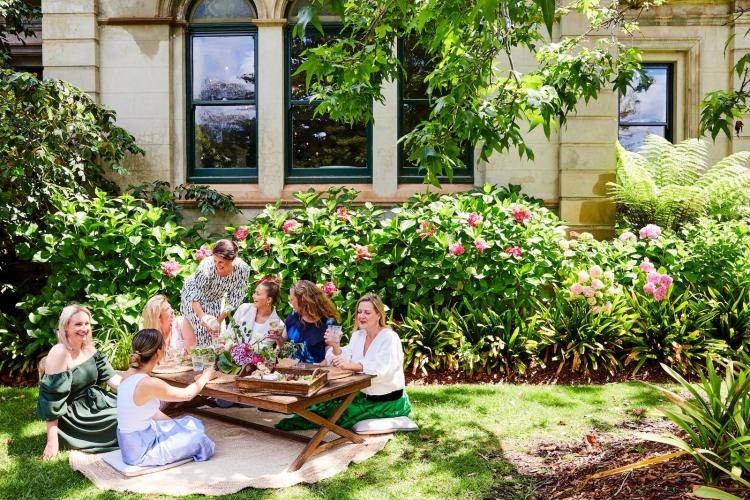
69;407;392;495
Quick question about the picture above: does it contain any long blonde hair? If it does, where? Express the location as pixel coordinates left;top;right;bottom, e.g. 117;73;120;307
142;295;167;331
292;280;340;324
57;305;93;351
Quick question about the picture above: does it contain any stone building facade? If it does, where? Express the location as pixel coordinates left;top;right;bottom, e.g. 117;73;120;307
31;0;750;236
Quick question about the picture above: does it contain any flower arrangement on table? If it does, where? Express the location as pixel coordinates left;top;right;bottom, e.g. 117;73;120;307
216;313;303;375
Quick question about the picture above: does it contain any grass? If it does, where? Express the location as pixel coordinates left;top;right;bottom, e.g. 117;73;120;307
0;382;669;499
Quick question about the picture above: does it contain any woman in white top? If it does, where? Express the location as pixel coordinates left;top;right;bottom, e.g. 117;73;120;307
276;293;411;430
116;329;216;466
142;295;187;355
222;277;282;348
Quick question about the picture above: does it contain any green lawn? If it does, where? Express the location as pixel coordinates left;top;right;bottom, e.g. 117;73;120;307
0;383;669;499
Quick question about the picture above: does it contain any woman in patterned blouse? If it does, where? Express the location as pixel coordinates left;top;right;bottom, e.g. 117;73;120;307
180;239;251;349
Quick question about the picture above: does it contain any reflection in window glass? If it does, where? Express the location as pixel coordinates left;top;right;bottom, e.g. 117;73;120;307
291;105;367;169
192;36;255;101
399;39;472;182
195;106;257;168
287;27;369;177
191;0;255;19
618;64;672;152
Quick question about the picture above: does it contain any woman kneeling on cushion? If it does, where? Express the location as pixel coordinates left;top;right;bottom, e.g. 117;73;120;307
276;293;411;430
116;329;215;466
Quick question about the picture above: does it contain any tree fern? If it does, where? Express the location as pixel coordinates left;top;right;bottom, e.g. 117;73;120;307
610;136;750;230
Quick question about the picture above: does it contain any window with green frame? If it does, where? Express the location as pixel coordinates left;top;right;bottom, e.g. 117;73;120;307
398;40;473;184
285;1;371;183
186;0;258;183
618;63;674;152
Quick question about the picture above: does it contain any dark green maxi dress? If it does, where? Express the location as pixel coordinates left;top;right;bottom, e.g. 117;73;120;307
37;351;118;452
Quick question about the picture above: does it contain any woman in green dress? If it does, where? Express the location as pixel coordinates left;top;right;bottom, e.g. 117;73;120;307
38;305;121;459
276;293;411;430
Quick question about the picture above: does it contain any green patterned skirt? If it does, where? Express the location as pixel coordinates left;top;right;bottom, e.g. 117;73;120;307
276;392;411;431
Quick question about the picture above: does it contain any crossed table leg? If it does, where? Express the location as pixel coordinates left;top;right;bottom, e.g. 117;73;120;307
287;391;364;471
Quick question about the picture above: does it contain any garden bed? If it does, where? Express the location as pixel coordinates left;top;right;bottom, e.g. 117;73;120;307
501;419;750;499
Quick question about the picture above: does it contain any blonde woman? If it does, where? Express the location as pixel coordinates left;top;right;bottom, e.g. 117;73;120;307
270;279;340;363
38;305;121;459
142;295;187;354
277;293;411;430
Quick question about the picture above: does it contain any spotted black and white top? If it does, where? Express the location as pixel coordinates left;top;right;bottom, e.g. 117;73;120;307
179;257;251;346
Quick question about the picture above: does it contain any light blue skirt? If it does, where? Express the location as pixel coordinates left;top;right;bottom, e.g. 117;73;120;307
117;416;215;466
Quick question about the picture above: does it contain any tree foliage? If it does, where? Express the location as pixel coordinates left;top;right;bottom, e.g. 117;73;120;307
0;0;39;66
699;9;750;140
293;0;655;186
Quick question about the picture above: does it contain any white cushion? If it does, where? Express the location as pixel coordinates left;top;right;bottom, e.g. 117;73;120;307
352;416;419;435
101;450;193;477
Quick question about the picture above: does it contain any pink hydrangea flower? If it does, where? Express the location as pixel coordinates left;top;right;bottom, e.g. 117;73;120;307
355;245;372;263
653;286;667;301
591;279;605;290
647;272;662;284
578;270;590;283
582;286;595;298
418;221;436;239
619;231;637;243
604;301;613;312
603;270;615;281
570;283;584;295
282;219;300;234
162;260;181;278
640;260;655;273
231;342;255;366
448;242;465;256
234;227;249;240
194;246;212;261
322;282;338;296
592;305;601;314
336;206;350;222
643;282;656;295
660;274;673;288
475;239;489;253
504;246;523;257
467;212;483;227
639;224;662;239
511;205;532;224
589;265;603;278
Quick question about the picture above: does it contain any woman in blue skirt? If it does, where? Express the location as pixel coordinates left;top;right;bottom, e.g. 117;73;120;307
116;329;216;466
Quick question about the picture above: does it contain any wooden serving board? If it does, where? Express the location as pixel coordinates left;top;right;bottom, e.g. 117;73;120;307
234;367;328;396
153;363;193;374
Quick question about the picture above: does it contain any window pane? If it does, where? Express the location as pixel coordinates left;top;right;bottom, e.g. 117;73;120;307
194;105;257;168
619;67;668;123
191;0;255;19
402;44;432;99
290;32;337;101
291;105;367;168
618;125;666;152
193;36;255;101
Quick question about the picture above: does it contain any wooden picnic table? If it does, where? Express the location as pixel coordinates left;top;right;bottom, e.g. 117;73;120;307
155;366;373;471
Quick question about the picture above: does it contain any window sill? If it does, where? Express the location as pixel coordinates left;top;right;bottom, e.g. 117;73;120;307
177;183;560;209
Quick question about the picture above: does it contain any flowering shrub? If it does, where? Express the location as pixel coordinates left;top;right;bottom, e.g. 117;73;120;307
12;192;193;371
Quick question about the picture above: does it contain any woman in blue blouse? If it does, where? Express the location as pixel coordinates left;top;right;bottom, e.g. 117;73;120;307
271;280;339;363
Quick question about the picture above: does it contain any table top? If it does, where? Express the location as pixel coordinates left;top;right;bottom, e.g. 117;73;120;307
155;366;372;413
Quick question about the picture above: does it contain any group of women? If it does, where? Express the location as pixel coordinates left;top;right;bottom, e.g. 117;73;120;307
37;239;411;467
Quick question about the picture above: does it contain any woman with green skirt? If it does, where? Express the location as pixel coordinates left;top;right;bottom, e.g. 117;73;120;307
38;305;121;459
276;293;411;431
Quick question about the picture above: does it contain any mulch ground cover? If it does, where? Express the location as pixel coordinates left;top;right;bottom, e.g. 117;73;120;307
497;419;750;499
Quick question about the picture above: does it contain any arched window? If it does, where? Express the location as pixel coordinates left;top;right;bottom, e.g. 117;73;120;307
285;0;371;183
398;39;473;183
187;0;258;183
